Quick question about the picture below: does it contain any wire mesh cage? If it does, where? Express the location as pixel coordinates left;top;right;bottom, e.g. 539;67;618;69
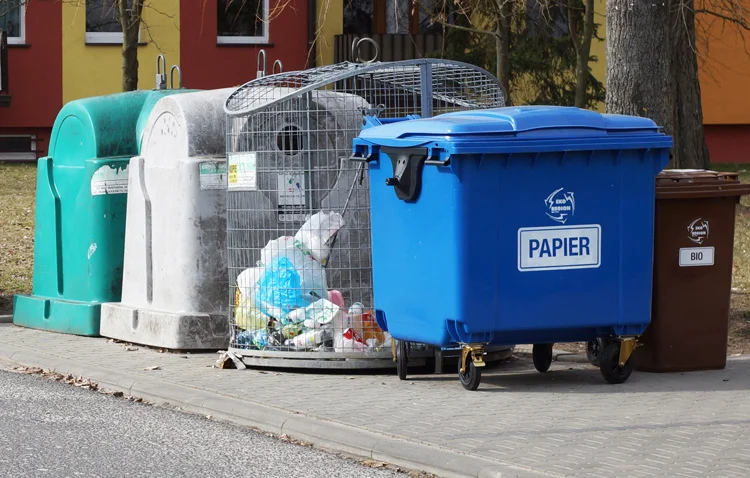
224;58;506;368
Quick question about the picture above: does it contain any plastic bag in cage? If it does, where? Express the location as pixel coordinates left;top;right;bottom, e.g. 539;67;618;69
234;267;269;331
256;243;328;319
256;256;305;319
287;298;342;330
293;211;346;267
258;236;295;267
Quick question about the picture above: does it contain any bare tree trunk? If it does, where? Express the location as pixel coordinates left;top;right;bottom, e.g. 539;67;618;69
570;0;595;108
669;0;710;168
120;0;143;92
497;1;511;105
605;0;671;131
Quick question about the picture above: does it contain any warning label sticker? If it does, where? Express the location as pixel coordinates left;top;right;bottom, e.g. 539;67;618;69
91;165;129;196
277;172;306;223
199;162;227;190
227;152;257;190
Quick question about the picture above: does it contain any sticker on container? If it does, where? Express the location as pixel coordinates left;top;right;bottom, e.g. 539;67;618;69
91;165;128;196
277;173;306;223
679;247;714;267
518;224;601;272
544;187;575;224
227;152;257;190
199;162;227;190
687;218;709;244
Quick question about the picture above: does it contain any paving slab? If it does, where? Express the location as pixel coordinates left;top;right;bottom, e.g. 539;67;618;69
1;324;749;478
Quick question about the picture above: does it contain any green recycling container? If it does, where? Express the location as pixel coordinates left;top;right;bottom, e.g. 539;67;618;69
13;89;196;336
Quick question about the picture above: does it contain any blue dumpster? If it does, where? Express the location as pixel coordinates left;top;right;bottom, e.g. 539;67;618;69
350;106;673;390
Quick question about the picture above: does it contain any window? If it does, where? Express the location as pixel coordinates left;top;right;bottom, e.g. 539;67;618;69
217;0;269;44
86;0;140;44
0;1;25;45
0;135;37;161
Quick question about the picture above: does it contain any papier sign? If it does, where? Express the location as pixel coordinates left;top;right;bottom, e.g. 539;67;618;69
518;224;601;272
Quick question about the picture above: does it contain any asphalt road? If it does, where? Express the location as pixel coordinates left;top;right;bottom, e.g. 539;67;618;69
0;370;406;478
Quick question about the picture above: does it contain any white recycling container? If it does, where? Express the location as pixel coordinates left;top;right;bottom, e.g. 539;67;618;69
100;88;235;349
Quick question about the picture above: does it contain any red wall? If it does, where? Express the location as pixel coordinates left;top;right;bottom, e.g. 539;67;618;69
180;1;311;91
705;125;750;164
0;2;63;156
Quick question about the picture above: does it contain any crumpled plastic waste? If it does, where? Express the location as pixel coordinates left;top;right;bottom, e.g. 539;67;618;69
235;329;281;350
285;298;342;330
335;327;367;352
234;267;269;331
257;238;328;310
284;328;332;350
230;210;392;353
256;255;306;319
293;211;345;267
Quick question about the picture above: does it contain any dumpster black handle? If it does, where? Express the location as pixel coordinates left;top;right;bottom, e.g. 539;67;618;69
425;157;450;167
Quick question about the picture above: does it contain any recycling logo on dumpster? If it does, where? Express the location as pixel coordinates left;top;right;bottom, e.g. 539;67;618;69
687;218;709;244
544;188;576;224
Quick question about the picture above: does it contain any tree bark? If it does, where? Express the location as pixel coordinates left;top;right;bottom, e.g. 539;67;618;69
669;0;710;168
605;0;671;131
497;1;511;105
120;0;142;92
570;0;595;108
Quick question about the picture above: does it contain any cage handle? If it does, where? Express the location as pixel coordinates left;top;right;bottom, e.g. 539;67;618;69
352;37;379;64
272;59;283;75
256;49;267;78
169;65;183;89
155;54;167;89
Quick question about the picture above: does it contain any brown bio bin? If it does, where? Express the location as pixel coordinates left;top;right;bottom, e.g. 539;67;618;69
632;170;750;372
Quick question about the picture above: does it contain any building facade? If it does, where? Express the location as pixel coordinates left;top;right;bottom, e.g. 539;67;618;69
0;0;748;163
0;0;314;159
0;1;62;160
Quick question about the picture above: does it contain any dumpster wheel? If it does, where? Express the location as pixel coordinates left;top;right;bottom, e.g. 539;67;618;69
599;341;633;384
586;339;602;367
532;344;554;373
459;345;485;391
396;340;408;380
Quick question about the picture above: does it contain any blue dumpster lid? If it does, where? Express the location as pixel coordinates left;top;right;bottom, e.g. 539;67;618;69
355;106;673;153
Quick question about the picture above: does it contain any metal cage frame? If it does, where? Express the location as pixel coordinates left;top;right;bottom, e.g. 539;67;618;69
224;58;507;369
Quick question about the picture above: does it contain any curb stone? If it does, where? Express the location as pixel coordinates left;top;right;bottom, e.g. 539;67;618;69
0;343;556;478
0;316;12;324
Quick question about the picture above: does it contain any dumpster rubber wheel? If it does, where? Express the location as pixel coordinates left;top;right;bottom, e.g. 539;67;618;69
586;339;601;367
599;342;632;384
458;353;482;391
396;340;408;381
532;344;553;373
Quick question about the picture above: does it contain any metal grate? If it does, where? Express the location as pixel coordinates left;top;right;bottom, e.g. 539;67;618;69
224;58;505;365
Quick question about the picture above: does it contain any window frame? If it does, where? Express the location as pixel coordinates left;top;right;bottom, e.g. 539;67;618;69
3;2;26;45
216;0;270;45
84;0;143;45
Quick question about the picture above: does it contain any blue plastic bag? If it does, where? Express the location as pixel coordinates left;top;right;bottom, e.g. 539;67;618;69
256;256;306;319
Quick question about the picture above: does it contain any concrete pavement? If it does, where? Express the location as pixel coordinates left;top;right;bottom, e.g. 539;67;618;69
1;323;749;478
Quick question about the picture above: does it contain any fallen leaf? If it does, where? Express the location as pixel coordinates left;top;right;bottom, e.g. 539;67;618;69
124;347;138;352
143;366;161;371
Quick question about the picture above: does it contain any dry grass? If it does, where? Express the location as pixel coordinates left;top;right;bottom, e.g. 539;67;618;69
0;163;36;314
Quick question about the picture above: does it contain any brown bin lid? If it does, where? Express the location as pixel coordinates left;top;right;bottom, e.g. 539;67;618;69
656;169;750;199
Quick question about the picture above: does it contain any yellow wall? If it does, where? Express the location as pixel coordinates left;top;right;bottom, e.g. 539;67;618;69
698;6;750;125
62;0;181;104
316;0;342;67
